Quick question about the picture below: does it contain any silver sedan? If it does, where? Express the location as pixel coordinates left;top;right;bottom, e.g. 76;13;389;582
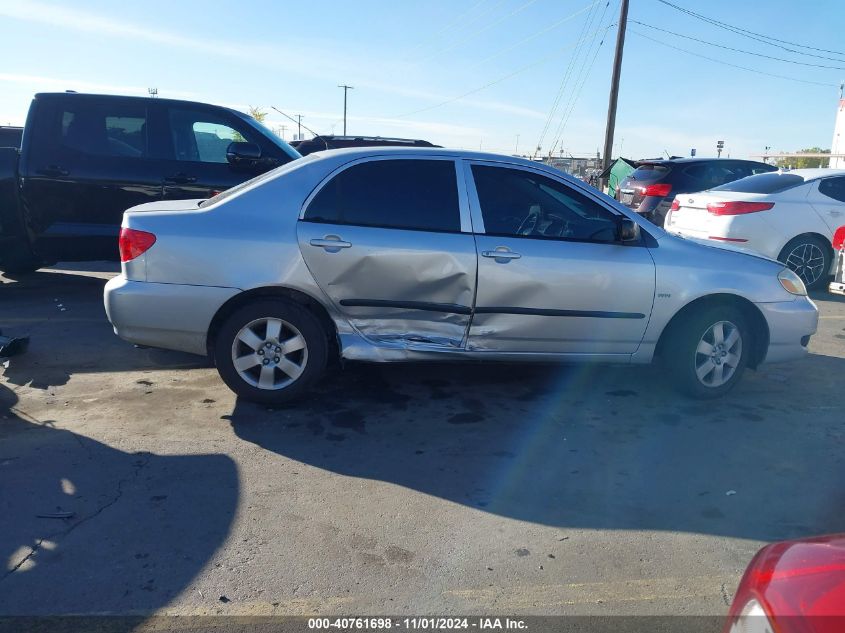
104;148;818;402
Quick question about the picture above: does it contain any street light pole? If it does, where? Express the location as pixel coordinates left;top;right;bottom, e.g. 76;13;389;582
601;0;629;190
338;84;354;135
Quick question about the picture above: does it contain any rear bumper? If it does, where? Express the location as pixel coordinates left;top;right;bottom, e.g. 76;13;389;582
756;297;818;364
104;276;239;356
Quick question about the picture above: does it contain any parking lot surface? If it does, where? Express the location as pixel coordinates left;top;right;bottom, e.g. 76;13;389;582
1;264;844;617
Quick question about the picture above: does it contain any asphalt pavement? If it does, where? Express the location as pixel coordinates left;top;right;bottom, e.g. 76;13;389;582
1;264;844;618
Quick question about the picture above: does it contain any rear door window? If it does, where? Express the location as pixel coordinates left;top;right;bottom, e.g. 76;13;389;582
304;159;460;232
59;102;148;158
818;177;845;203
713;173;805;194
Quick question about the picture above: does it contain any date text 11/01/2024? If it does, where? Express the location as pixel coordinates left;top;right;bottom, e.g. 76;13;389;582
307;618;528;630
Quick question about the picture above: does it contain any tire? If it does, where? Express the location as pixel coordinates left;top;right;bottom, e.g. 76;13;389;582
214;299;328;404
0;245;43;275
665;305;749;399
777;235;831;290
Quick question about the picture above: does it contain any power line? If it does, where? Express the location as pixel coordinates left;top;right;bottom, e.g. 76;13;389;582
628;28;838;88
655;0;845;62
391;22;615;119
630;20;845;70
418;0;541;63
468;0;601;70
402;0;500;60
534;0;602;156
548;0;617;155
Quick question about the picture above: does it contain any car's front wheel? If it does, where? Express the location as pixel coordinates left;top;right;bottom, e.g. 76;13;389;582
214;299;328;404
665;305;749;398
778;235;831;290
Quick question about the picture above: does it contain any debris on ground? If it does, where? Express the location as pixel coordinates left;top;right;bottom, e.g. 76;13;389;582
36;511;75;519
726;490;737;496
0;330;30;358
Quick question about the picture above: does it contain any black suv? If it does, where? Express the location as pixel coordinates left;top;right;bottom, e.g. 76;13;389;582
294;135;440;156
617;158;776;226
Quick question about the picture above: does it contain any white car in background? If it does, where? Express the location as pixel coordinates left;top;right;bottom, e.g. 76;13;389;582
665;168;845;289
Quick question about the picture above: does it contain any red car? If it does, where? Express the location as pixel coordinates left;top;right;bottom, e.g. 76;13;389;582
830;226;845;295
724;534;845;633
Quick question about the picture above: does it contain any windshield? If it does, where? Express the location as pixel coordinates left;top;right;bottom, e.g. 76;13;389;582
712;172;804;193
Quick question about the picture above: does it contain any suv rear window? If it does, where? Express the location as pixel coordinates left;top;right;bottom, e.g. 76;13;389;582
629;164;670;180
712;173;805;194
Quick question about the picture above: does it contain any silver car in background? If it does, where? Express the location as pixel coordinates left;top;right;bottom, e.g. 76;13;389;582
104;148;818;403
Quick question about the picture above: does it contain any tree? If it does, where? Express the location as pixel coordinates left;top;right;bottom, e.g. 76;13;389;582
248;106;268;123
775;147;830;169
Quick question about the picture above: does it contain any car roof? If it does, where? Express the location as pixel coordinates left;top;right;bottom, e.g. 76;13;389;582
304;145;550;167
775;168;845;182
637;157;769;165
34;92;250;118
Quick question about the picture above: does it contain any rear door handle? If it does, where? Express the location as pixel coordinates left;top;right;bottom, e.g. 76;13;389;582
36;165;69;177
482;249;521;260
164;173;197;184
310;237;352;252
829;210;843;216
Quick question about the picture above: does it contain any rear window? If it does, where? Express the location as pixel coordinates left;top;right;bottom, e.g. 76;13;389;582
712;172;804;194
629;164;670;180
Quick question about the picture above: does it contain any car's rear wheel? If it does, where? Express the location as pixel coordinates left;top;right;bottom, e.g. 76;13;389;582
665;305;749;399
778;235;831;290
214;299;328;404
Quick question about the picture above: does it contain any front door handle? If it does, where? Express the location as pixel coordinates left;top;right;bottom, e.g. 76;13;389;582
164;173;197;184
829;210;843;217
482;248;521;261
36;165;69;178
310;236;352;252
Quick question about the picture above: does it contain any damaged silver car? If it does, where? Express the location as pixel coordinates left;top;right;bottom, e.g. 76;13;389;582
104;148;818;402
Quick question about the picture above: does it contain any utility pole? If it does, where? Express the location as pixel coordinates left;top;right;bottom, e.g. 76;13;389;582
295;115;302;140
601;0;629;190
280;125;287;141
515;134;520;155
338;84;354;135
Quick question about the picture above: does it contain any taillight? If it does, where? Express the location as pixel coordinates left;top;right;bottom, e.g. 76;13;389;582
833;226;845;250
722;535;845;633
118;227;156;262
639;183;672;197
707;201;774;216
670;198;680;212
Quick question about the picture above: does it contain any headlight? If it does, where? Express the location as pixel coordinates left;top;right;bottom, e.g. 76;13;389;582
778;268;807;296
728;599;775;633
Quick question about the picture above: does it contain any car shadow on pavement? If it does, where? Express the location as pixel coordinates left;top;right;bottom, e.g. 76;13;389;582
0;384;238;615
229;355;845;543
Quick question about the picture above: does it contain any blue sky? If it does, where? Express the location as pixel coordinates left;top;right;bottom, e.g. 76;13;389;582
1;0;843;159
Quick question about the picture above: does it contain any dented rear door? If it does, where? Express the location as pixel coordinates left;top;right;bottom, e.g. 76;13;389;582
296;157;476;348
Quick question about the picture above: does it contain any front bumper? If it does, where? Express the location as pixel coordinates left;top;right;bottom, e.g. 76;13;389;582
756;297;818;364
104;276;240;356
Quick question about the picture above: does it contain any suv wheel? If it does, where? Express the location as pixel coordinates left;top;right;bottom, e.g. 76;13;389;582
666;305;749;398
778;235;831;290
214;299;328;404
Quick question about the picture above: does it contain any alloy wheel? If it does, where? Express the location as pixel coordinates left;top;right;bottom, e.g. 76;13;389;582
230;317;308;390
785;242;825;287
694;320;742;388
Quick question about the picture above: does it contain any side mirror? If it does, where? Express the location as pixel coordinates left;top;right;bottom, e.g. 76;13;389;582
226;141;262;165
617;217;641;243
